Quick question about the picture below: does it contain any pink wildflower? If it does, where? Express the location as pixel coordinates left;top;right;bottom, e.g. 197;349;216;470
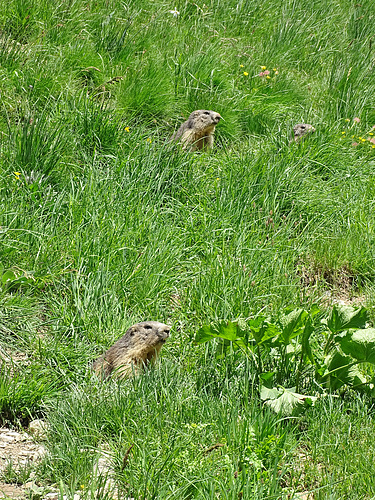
369;137;375;144
259;70;270;77
353;117;360;123
352;142;359;147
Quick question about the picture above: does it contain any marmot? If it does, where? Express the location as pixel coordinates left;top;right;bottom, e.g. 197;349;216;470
93;321;171;379
171;109;222;151
291;123;316;143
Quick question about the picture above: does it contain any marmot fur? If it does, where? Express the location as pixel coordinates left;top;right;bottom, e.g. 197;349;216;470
171;109;222;151
292;123;316;143
93;321;171;379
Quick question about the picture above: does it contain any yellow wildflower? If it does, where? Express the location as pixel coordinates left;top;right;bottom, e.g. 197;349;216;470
14;171;21;180
266;75;271;79
341;131;346;135
147;137;152;143
243;71;249;76
261;66;266;70
345;118;350;122
240;64;244;68
125;126;130;132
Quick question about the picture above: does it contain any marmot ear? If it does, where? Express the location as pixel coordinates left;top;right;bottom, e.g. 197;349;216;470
129;327;136;336
193;111;199;117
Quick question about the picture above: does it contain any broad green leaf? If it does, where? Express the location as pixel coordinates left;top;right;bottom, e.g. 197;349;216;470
260;386;317;416
327;305;368;333
259;371;275;383
216;320;243;341
2;269;17;285
195;324;217;344
336;328;375;364
320;350;365;390
309;304;321;318
279;308;308;344
195;321;244;344
301;317;315;364
257;323;282;345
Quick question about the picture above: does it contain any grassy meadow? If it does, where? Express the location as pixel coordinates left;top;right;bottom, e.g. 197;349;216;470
1;0;375;498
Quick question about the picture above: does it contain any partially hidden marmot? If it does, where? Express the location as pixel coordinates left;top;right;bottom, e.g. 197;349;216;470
291;123;316;143
171;109;222;151
93;321;171;379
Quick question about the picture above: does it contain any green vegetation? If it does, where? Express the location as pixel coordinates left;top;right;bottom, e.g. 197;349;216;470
1;0;375;498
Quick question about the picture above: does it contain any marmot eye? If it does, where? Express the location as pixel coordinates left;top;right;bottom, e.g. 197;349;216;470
204;111;210;115
144;325;153;330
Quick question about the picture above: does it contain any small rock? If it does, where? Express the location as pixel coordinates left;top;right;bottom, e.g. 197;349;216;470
0;435;16;442
28;420;49;440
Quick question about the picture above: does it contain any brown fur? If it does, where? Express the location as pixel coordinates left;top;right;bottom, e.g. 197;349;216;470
93;321;171;379
292;123;316;143
171;109;222;151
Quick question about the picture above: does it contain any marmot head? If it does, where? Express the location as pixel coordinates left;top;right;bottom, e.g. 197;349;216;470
126;321;171;348
292;123;316;142
188;110;222;133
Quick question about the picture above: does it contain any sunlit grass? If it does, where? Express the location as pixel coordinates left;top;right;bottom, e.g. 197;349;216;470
1;0;375;497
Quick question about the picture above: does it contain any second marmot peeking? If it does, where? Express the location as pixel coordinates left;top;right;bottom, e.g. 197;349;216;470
171;109;222;151
291;123;316;143
93;321;171;379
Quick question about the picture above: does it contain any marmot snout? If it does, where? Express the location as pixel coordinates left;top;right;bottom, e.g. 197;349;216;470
93;321;171;379
171;109;222;151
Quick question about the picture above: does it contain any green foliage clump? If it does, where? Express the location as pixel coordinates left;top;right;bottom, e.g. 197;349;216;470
1;0;375;497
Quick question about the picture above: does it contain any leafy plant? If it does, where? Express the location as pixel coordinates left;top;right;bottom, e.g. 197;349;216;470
195;304;375;413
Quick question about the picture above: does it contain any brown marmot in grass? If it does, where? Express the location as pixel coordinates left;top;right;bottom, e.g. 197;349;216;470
291;123;316;143
171;109;222;151
93;321;171;379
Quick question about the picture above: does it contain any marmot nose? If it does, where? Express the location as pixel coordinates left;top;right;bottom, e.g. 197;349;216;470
214;113;222;123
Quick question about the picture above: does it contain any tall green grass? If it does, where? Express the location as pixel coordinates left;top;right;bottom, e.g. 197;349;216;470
1;0;375;497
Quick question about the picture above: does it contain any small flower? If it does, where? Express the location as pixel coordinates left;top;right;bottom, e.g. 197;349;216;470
216;177;220;180
243;71;249;76
369;132;374;136
352;142;359;147
266;75;271;79
372;145;375;149
353;117;360;123
80;485;85;490
240;64;244;68
169;7;180;17
345;118;350;122
14;171;21;180
341;131;346;135
274;70;279;75
273;68;277;71
261;66;266;70
147;137;152;143
125;126;130;132
369;137;375;144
